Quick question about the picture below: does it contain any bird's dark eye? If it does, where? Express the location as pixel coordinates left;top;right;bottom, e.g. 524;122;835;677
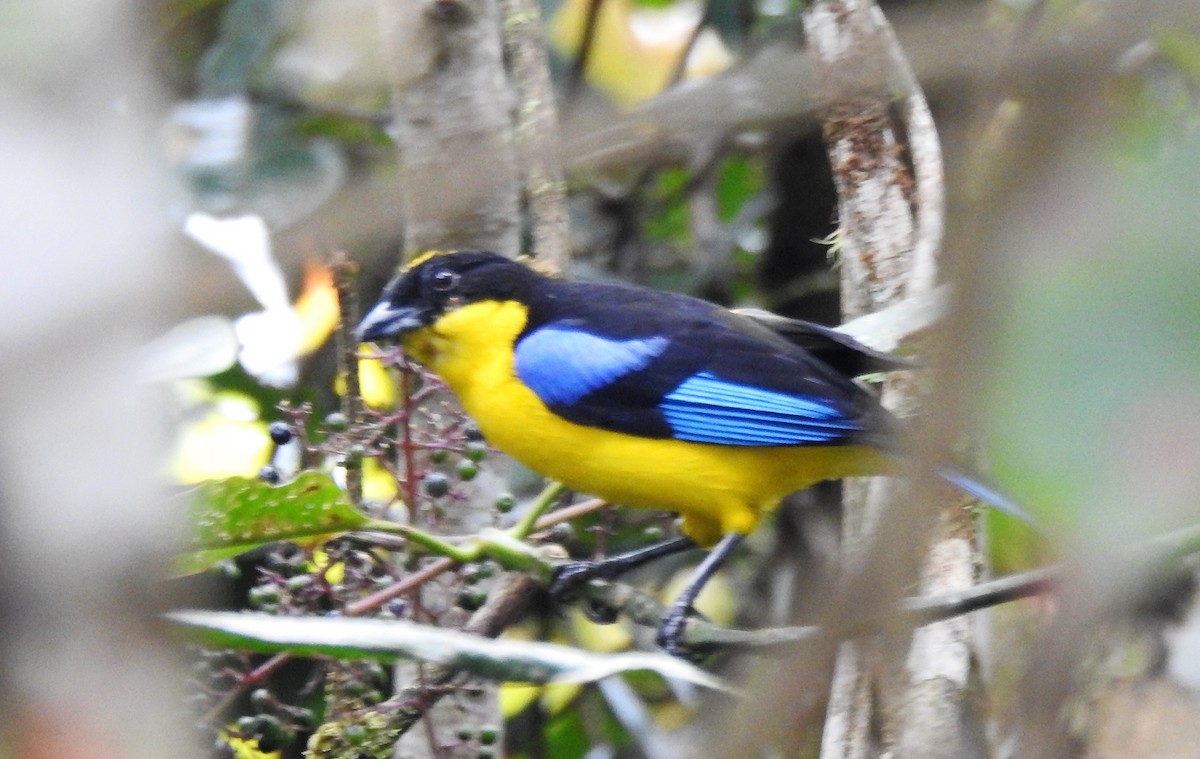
430;268;459;293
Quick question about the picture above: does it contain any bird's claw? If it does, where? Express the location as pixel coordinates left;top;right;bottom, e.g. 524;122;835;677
657;604;718;662
656;606;705;661
549;560;600;600
550;561;621;624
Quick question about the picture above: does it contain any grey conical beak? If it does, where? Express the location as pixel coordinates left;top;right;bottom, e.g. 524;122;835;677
355;300;425;342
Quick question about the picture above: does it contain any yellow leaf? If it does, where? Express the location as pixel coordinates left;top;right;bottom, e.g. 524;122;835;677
171;407;271;484
540;682;582;714
362;457;399;502
499;682;541;717
548;0;732;107
569;607;634;652
222;730;281;759
498;682;582;718
334;349;397;409
310;548;345;585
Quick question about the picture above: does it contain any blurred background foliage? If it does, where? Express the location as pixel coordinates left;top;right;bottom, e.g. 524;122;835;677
122;0;1200;757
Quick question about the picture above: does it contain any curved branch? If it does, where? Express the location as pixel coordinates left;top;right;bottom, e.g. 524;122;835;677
870;4;944;293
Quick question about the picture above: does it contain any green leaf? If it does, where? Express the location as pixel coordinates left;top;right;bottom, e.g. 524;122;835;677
167;610;727;689
716;156;762;223
176;471;390;575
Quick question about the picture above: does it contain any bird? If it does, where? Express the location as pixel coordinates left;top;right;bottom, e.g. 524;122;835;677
355;250;1028;656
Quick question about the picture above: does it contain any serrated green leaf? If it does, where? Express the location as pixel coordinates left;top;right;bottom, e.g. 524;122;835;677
167;611;727;690
176;471;389;575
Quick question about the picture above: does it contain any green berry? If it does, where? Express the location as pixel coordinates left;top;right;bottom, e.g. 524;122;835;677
285;574;313;593
423;471;452;498
248;584;280;606
249;688;272;712
465;440;488;462
494;493;516;513
254;734;285;754
292;707;315;727
463;562;495;583
266;546;304;571
456;460;478;481
343;445;364;467
549;523;575;543
457;588;487;611
429;448;449;464
478;726;498;745
215;559;241;579
255;714;291;749
461;563;482;583
235;715;260;735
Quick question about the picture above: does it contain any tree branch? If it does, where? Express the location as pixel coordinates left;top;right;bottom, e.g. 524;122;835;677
573;558;1056;655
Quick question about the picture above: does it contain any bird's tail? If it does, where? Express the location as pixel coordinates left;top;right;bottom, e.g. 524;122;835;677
936;464;1035;524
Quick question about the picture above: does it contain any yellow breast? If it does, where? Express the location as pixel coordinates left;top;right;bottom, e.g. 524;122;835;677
403;300;889;545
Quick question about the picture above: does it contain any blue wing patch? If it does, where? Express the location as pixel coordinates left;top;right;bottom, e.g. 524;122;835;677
660;372;861;445
515;327;669;406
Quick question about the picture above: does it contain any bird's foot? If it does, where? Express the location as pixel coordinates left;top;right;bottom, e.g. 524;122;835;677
656;604;717;662
549;560;620;624
549;560;600;599
656;605;701;661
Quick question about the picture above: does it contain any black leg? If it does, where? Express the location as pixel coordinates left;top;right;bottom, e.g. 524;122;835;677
656;532;744;658
550;536;697;599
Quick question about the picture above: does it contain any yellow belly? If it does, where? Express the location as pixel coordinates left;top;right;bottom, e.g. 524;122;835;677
404;300;891;545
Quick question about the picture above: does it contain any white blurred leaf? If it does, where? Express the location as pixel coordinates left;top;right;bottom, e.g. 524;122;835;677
183;212;289;311
234;308;302;386
168;610;727;689
139;316;239;382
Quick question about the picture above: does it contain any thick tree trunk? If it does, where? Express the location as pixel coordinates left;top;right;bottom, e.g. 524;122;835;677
375;1;521;756
378;0;521;260
801;3;986;759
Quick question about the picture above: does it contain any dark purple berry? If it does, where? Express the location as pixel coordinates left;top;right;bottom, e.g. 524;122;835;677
268;422;293;445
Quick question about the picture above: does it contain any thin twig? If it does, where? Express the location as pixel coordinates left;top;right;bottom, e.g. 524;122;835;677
664;0;714;90
332;252;363;504
576;561;1057;654
346;558;460;617
535;496;609;528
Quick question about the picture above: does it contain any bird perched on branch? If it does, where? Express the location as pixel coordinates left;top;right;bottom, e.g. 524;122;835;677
356;250;1027;656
